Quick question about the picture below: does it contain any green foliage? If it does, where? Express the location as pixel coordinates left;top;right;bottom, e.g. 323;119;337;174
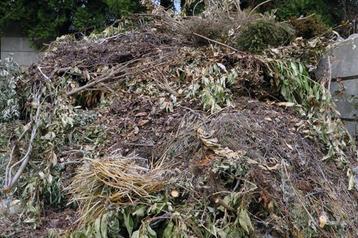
248;0;353;27
105;0;144;16
187;63;238;112
269;60;352;164
0;154;7;192
72;6;107;33
0;57;21;122
212;157;248;187
273;61;325;107
0;0;144;47
69;199;172;238
275;0;333;24
41;167;66;208
236;19;295;53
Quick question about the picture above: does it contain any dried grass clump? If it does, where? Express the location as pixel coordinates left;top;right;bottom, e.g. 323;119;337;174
69;155;165;224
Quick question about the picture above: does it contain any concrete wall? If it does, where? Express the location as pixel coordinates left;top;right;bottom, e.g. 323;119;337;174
330;79;358;139
317;35;358;139
0;36;39;66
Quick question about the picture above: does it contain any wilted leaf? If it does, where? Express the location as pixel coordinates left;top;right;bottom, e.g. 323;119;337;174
277;102;295;107
132;205;146;217
50;151;58;166
197;128;245;159
347;168;355;191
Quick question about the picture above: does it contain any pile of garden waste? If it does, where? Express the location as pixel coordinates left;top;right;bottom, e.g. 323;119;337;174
0;5;357;238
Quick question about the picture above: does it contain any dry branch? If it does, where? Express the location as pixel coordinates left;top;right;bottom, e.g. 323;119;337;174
67;59;140;96
192;32;240;52
3;92;42;192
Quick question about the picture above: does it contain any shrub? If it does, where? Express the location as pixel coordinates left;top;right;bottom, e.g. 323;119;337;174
236;19;295;53
274;0;333;25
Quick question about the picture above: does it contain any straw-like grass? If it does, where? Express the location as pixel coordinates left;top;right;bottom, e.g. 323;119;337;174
69;155;165;224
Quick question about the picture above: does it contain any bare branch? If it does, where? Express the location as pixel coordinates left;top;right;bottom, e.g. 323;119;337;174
37;66;50;81
249;0;272;16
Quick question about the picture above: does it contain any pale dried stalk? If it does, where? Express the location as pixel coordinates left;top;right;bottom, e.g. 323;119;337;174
193;32;240;52
70;157;164;223
4;92;42;192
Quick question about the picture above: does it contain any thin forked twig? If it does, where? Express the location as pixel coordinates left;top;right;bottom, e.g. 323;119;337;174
249;0;272;16
37;66;50;81
192;32;240;52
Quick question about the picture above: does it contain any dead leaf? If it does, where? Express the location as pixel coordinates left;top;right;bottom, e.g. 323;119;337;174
216;63;227;72
51;151;58;166
170;190;179;198
138;120;150;127
133;126;139;135
347;168;355;191
197;128;245;159
135;112;147;117
319;213;328;228
285;142;293;150
277;102;295;107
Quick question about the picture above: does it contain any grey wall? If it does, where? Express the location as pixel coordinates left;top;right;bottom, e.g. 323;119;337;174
1;36;39;66
330;79;358;139
317;35;358;139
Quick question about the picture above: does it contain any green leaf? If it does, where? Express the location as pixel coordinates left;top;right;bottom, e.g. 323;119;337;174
238;208;254;234
163;221;174;238
123;210;134;236
132;205;147;217
148;202;167;214
290;62;298;76
131;230;140;238
147;225;157;238
94;216;103;238
100;213;108;238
